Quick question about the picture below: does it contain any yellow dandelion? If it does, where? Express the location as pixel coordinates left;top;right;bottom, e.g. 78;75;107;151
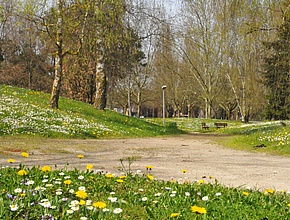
145;165;154;170
7;158;15;163
41;166;51;172
86;164;93;170
64;180;72;185
119;175;127;179
77;154;84;159
116;179;124;183
242;192;249;196
79;200;86;206
75;190;88;199
198;179;204;185
21;152;29;158
191;205;207;214
209;175;214;179
20;193;26;197
17;170;27;176
181;169;187;173
170;213;180;218
93;201;106;209
264;189;275;195
105;173;114;178
147;174;154;180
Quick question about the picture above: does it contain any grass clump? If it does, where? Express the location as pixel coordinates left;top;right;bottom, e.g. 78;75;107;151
1;153;290;219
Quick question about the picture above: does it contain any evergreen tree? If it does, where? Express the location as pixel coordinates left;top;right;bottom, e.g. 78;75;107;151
262;20;290;120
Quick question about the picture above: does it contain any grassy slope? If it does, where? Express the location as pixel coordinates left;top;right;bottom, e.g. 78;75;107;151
215;121;290;156
0;85;184;139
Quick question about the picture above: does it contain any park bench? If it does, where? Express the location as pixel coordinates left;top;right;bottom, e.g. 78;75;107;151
201;122;209;130
214;122;227;128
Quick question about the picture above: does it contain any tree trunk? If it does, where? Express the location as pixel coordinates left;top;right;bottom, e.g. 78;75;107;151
50;51;63;109
94;62;107;110
50;0;63;109
137;91;141;117
94;39;106;110
205;98;211;118
241;80;246;122
187;104;191;118
127;88;131;116
225;72;245;122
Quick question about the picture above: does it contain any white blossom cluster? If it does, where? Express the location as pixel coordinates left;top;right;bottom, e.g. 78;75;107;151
0;95;114;137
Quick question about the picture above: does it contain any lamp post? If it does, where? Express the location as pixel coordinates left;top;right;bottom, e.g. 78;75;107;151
162;85;167;126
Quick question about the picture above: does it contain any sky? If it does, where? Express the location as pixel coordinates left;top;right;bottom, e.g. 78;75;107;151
162;0;182;16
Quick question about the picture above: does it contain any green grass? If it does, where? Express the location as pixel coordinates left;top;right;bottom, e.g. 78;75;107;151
145;117;243;133
1;159;290;219
211;121;290;155
0;85;184;138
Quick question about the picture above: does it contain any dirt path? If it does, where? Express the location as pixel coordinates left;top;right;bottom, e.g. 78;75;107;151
1;134;290;191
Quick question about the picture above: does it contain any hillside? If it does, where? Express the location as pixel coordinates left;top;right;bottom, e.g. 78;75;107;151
0;85;184;138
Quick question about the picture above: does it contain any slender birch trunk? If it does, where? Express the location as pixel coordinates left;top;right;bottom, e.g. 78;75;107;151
50;48;63;109
127;89;131;116
94;39;107;110
50;0;63;109
137;91;141;117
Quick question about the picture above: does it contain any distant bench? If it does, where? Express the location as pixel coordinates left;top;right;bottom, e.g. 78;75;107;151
201;122;209;130
214;122;227;128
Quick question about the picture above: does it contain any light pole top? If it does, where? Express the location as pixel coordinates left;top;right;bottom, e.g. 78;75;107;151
162;85;167;90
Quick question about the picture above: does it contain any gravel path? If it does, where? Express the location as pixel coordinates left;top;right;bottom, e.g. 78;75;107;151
1;134;290;191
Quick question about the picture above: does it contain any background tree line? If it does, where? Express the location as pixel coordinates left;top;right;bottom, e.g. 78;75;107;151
0;0;289;121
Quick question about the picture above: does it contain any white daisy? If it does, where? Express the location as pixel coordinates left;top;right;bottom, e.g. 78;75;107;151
113;208;123;214
10;204;18;211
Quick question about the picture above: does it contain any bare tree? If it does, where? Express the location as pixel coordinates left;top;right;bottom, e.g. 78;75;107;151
0;0;53;91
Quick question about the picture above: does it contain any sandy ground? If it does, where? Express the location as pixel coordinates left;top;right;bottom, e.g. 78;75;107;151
1;134;290;191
